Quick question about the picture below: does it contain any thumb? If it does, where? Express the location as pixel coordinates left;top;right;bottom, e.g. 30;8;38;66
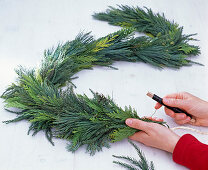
125;118;150;132
163;98;187;109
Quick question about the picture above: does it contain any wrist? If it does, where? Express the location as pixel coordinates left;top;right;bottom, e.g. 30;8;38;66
167;134;180;153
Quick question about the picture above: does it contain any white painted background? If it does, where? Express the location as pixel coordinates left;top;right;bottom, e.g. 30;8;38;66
0;0;208;169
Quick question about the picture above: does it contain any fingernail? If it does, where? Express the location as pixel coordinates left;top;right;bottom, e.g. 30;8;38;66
126;119;133;125
163;98;169;103
190;118;196;123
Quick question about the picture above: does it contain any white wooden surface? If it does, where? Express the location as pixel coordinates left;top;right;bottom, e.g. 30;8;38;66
0;0;208;169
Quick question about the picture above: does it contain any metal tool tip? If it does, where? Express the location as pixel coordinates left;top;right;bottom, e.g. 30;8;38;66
146;92;154;98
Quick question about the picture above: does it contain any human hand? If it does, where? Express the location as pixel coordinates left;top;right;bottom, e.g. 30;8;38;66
155;92;208;126
125;118;180;153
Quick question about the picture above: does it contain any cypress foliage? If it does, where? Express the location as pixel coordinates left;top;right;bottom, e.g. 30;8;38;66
1;30;168;154
113;140;155;170
1;67;167;154
93;5;201;67
1;6;200;155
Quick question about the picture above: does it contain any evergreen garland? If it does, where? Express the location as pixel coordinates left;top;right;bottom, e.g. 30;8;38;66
1;69;166;155
113;140;155;170
1;5;200;155
1;30;167;155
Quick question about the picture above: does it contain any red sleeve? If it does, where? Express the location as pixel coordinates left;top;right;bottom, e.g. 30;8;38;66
173;134;208;170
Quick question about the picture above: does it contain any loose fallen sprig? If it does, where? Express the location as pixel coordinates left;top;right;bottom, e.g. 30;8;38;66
113;140;155;170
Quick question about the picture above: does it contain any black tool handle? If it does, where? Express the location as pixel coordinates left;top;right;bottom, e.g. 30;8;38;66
153;94;192;118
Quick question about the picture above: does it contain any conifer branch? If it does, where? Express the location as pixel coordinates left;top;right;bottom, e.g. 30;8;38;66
93;5;201;66
113;140;155;170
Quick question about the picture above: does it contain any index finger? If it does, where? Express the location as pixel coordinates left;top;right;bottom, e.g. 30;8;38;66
155;102;162;109
164;93;184;99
